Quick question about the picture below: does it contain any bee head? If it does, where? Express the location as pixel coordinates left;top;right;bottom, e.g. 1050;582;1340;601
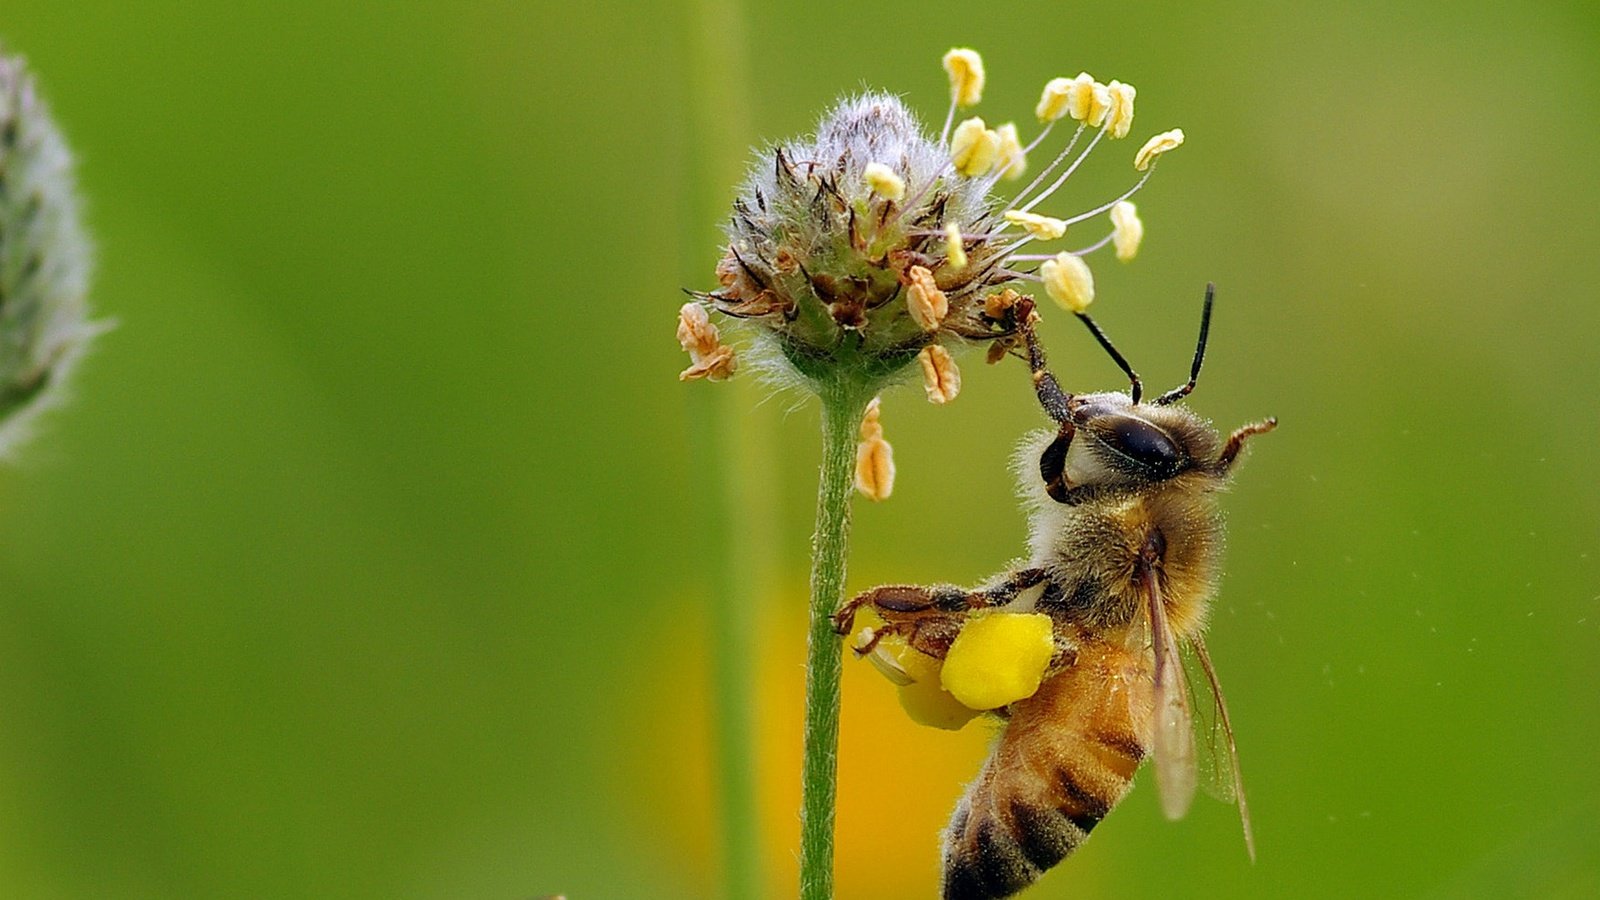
1022;285;1273;504
1038;393;1219;499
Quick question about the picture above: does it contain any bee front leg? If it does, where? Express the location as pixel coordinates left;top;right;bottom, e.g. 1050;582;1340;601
832;569;1051;636
1011;298;1075;425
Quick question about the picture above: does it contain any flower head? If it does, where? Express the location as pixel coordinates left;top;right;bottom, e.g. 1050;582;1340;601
680;50;1188;405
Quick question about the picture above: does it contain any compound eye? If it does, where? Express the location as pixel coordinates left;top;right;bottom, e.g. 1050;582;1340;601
1103;416;1184;475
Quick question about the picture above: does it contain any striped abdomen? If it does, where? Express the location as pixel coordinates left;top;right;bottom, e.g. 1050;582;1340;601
942;640;1155;900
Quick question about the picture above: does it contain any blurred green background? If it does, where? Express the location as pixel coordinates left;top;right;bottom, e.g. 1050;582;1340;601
1;0;1596;897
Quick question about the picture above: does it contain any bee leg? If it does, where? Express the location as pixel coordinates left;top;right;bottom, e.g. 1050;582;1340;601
831;585;941;636
1011;298;1074;424
1039;424;1075;502
833;570;1051;637
975;566;1051;605
1212;417;1278;475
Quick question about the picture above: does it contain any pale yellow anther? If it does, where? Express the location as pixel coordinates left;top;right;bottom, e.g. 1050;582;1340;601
1003;209;1067;241
943;222;968;271
1065;73;1101;123
1087;81;1112;128
905;265;948;331
1036;77;1074;123
1040;252;1095;313
853;396;895;501
863;161;905;201
676;303;737;381
940;612;1056;710
1105;80;1136;139
918;344;961;404
942;48;985;108
950;117;1001;177
1135;128;1185;171
1110;200;1143;262
994;122;1026;181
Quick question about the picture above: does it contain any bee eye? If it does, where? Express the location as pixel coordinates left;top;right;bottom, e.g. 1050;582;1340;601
1103;416;1183;474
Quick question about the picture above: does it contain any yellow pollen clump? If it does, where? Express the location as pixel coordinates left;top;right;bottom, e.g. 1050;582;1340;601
862;161;905;201
853;396;895;501
1135;128;1185;171
944;222;968;270
676;303;736;381
994;122;1026;181
1036;77;1074;123
950;117;1001;177
848;609;979;730
1105;80;1136;139
918;344;961;404
1041;252;1095;313
1110;200;1143;262
942;48;985;108
984;287;1022;320
1004;209;1067;241
940;612;1056;710
905;265;948;331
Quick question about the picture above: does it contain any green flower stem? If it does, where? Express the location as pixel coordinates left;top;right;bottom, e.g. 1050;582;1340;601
799;378;870;900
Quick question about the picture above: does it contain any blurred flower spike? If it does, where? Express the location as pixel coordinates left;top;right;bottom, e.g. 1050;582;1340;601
0;50;105;457
678;47;1186;412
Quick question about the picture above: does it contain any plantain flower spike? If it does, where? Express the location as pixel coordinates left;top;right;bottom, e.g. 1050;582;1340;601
0;51;104;458
682;49;1189;416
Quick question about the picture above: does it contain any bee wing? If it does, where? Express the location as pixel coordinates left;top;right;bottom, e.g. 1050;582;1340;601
1190;636;1257;862
1143;569;1197;821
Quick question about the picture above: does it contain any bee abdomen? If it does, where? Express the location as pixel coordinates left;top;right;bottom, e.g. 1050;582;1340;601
941;755;1135;900
940;649;1150;900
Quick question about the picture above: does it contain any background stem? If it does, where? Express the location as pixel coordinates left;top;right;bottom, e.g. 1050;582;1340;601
799;379;868;900
678;0;762;895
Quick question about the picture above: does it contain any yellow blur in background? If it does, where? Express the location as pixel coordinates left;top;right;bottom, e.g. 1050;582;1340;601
1;0;1598;897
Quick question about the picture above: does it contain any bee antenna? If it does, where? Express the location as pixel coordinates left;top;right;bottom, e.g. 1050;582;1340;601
1075;312;1143;404
1155;283;1215;406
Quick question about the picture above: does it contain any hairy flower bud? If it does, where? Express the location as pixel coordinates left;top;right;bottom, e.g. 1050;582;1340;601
690;94;1020;392
683;55;1192;407
0;51;104;457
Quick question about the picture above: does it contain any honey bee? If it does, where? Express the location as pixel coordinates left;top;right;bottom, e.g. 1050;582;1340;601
833;286;1276;900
